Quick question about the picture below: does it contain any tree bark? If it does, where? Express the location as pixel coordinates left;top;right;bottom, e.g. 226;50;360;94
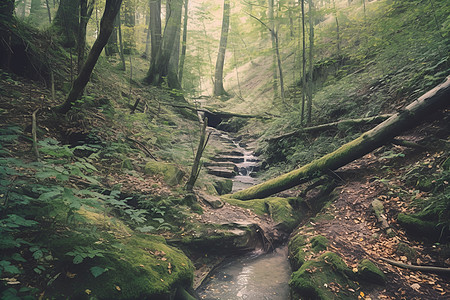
213;0;230;97
268;0;278;100
307;0;314;124
300;0;306;124
267;114;393;141
54;0;123;114
144;0;182;89
178;0;189;84
52;0;80;47
231;77;450;200
149;0;161;62
185;118;210;192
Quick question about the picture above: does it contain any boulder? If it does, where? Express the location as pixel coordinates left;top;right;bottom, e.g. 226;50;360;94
144;161;185;186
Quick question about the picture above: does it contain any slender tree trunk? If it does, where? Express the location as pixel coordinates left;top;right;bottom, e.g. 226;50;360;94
178;0;189;84
45;0;51;23
144;9;151;58
213;0;230;97
268;0;278;100
231;77;450;200
118;10;126;70
122;0;135;54
274;30;285;103
333;0;340;54
307;0;314;125
301;0;306;124
185;118;210;192
77;0;88;72
55;0;123;114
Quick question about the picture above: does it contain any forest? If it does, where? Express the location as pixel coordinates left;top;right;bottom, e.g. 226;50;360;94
0;0;449;299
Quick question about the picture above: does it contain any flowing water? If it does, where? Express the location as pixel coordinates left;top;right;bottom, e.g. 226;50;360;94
198;129;292;299
197;246;291;300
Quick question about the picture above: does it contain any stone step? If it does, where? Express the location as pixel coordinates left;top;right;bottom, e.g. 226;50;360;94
218;150;244;157
204;162;238;171
206;167;237;178
211;156;245;163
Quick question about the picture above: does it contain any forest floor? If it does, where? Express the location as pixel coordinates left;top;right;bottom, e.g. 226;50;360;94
287;117;450;299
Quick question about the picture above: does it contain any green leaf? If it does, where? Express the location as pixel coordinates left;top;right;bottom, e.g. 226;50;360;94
32;250;43;260
73;255;83;264
90;266;108;278
0;260;20;274
11;253;26;262
136;225;155;233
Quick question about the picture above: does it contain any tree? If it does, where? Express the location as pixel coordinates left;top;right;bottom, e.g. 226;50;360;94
300;0;306;124
77;0;96;72
306;0;314;124
105;12;119;56
178;0;189;84
122;0;135;54
268;0;278;100
52;0;80;47
149;0;161;63
0;0;15;69
144;0;183;89
231;77;450;200
213;0;230;97
55;0;124;114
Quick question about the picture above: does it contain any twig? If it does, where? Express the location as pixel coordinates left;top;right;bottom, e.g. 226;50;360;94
125;137;157;161
32;109;40;161
380;257;450;275
391;138;425;149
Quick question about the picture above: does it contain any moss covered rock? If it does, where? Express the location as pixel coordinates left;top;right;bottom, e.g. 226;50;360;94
290;252;357;300
311;235;329;253
397;213;439;240
144;161;185;186
48;233;194;300
213;179;233;195
223;197;300;231
357;259;386;285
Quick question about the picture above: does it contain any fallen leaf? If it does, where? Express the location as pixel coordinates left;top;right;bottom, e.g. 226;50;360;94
115;285;121;291
410;283;420;291
85;289;91;295
66;272;77;278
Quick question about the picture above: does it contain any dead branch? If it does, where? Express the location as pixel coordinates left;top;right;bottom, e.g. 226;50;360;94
380;257;450;275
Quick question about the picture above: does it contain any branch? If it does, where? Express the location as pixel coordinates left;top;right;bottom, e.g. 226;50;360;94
32;109;40;161
247;13;275;37
380;257;450;275
125;137;157;161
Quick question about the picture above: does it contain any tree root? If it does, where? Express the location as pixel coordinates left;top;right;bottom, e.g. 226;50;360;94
380;257;450;275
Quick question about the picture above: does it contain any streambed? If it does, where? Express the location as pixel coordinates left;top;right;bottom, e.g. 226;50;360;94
197;246;291;300
198;128;292;299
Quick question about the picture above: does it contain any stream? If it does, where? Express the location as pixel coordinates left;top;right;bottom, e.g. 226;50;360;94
197;128;292;300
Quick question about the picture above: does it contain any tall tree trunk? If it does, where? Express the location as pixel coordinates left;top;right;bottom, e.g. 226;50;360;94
149;0;161;63
144;9;151;58
122;0;135;54
77;0;88;72
231;77;450;200
333;0;340;54
178;0;189;84
52;0;80;47
0;0;15;70
213;0;230;97
45;0;51;23
144;0;183;89
300;0;306;124
118;10;126;70
307;0;314;125
55;0;123;114
268;0;278;100
105;12;119;56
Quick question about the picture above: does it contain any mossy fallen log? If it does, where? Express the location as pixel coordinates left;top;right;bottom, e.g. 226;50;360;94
267;114;393;141
232;77;450;200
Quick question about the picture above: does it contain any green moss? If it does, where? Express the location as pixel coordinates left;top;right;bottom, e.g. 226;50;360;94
311;235;329;253
288;235;308;270
144;161;185;186
48;233;193;299
223;196;300;231
290;252;356;300
213;179;233;195
397;213;439;240
357;259;385;285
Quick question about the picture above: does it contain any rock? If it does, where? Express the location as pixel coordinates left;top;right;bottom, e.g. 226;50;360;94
204;161;238;172
197;192;224;209
144;161;185;186
206;167;236;178
290;252;357;299
218;150;244;156
239;167;247;176
211;155;245;163
357;259;386;285
213;179;233;195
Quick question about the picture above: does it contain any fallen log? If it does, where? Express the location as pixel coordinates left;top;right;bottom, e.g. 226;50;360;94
267;114;393;141
231;77;450;200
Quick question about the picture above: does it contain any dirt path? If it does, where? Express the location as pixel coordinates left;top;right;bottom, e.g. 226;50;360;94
296;136;449;299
